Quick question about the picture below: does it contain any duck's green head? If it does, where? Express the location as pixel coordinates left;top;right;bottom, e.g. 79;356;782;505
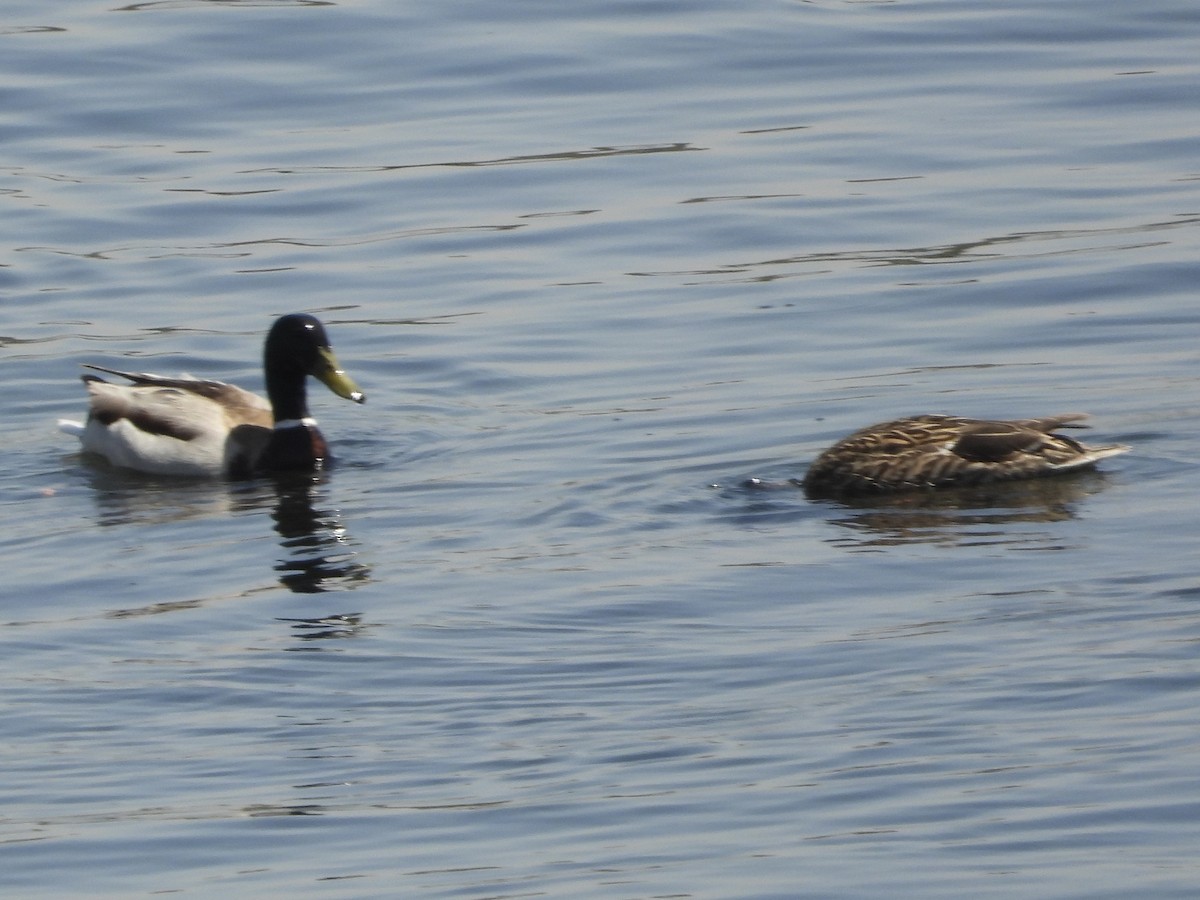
266;313;366;405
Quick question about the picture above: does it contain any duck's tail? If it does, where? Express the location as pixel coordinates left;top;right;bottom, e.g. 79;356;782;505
58;419;86;437
1050;442;1131;472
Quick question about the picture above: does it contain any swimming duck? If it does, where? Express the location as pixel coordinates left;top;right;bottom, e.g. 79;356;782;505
59;313;365;477
802;413;1128;496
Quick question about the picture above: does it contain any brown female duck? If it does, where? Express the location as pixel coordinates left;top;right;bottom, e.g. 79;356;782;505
803;413;1128;496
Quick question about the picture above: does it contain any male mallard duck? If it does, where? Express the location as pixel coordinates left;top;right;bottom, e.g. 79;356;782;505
802;413;1128;496
59;313;365;477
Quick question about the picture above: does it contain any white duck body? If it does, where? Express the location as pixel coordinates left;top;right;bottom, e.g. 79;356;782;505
60;313;365;478
61;370;275;477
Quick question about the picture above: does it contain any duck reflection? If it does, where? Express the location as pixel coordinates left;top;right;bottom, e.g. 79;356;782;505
79;465;370;592
736;469;1116;549
72;460;371;634
236;473;371;594
804;471;1115;548
78;462;238;526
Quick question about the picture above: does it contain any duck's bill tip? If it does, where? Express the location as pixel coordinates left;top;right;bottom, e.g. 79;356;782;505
314;347;365;403
321;372;364;403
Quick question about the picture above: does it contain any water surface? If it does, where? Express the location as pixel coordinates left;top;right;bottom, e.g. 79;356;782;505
3;0;1200;897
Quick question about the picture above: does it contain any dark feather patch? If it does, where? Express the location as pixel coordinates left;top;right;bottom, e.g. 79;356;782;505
126;408;204;441
89;404;204;441
953;426;1042;462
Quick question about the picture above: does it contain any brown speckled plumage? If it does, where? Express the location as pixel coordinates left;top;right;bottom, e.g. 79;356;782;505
803;413;1128;496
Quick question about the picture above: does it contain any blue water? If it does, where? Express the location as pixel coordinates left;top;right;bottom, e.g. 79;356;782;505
4;0;1200;896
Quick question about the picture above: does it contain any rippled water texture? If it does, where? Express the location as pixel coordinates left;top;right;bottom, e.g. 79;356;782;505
4;0;1200;896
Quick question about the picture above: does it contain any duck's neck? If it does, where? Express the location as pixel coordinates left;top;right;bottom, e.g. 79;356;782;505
266;368;310;425
261;372;327;471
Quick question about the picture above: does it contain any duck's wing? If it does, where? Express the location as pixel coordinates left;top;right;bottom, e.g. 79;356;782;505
951;414;1126;470
949;416;1084;463
81;365;270;418
82;377;271;438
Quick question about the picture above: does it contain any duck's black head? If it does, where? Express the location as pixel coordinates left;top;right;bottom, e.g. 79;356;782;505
263;314;365;420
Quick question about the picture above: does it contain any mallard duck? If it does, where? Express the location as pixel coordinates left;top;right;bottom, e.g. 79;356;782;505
59;313;365;477
802;413;1128;496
